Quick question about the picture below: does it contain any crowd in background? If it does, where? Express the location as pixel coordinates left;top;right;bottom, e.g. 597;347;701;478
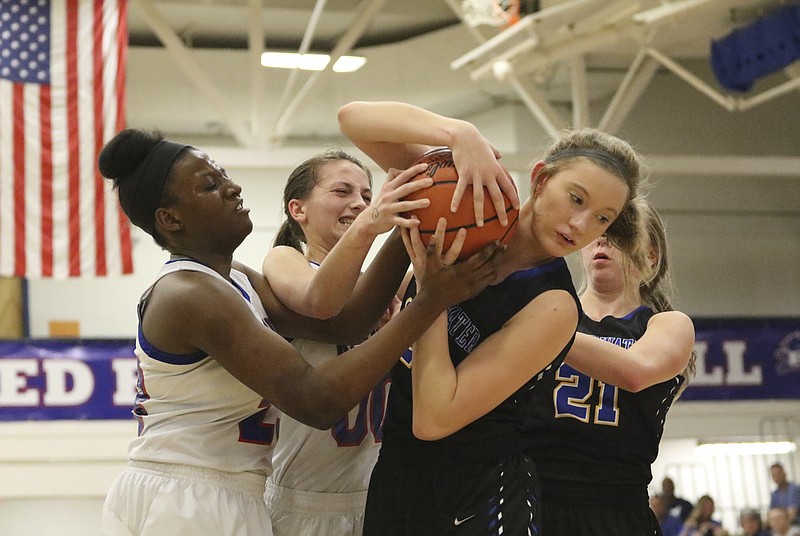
652;464;800;536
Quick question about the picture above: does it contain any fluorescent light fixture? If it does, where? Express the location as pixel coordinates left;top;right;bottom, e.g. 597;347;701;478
332;55;367;73
696;441;797;456
260;52;366;72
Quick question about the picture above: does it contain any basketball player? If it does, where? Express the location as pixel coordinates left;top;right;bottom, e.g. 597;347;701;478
262;149;428;535
338;100;649;536
524;202;696;535
97;129;501;536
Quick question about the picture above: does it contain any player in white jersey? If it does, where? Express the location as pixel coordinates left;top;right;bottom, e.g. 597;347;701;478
263;150;419;535
97;129;501;536
104;259;278;536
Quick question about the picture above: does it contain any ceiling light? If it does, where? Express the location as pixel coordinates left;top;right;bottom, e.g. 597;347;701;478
696;441;797;456
260;52;366;72
332;56;367;73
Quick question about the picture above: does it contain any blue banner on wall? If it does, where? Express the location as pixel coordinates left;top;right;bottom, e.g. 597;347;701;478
0;318;798;421
681;318;800;401
0;339;136;421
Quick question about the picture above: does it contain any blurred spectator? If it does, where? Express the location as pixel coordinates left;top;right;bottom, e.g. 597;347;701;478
664;476;695;522
767;507;800;536
679;495;728;536
737;508;769;536
652;493;685;536
770;463;800;526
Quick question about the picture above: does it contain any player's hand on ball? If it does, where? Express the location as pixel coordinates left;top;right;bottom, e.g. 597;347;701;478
402;218;502;309
355;163;431;238
449;131;519;227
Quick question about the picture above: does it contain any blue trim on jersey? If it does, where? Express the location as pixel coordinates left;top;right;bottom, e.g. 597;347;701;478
230;278;251;302
166;256;251;302
621;305;650;320
507;257;567;280
165;256;197;266
137;324;208;365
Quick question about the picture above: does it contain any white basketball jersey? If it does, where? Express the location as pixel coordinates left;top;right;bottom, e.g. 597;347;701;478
269;338;388;492
127;258;282;475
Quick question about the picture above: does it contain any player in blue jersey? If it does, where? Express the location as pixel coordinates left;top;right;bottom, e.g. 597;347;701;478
262;149;430;536
524;201;696;535
97;128;501;536
338;100;649;536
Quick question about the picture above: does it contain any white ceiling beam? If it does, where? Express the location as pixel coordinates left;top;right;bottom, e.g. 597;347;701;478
506;73;567;138
598;48;659;133
133;0;252;146
631;0;721;25
274;0;328;119
570;56;589;128
736;72;800;111
247;0;267;144
785;63;800;96
474;25;638;80
272;0;386;142
645;47;736;111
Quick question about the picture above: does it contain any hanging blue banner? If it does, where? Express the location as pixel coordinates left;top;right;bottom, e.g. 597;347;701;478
0;318;799;420
0;339;136;421
681;318;800;401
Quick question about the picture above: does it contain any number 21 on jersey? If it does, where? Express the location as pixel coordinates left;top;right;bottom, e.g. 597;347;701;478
553;363;620;426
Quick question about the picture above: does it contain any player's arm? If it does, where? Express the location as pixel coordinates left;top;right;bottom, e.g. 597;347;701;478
411;291;577;440
261;164;430;320
403;221;574;440
147;238;498;429
564;311;695;392
338;101;519;226
243;229;417;344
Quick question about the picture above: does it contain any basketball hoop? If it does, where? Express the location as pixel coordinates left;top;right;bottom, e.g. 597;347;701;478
461;0;520;29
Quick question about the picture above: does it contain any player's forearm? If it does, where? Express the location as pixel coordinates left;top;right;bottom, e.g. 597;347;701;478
330;230;410;343
301;220;377;319
308;290;448;427
411;314;459;440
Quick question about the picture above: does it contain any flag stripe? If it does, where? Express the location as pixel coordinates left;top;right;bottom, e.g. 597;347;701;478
40;86;53;277
93;0;107;275
23;83;42;277
116;0;133;274
50;0;70;279
67;0;80;277
13;84;26;277
0;82;13;276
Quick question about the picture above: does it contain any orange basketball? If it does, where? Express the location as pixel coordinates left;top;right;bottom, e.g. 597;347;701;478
402;147;519;261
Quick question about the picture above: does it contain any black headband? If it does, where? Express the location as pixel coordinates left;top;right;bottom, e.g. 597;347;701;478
545;148;631;194
122;140;190;237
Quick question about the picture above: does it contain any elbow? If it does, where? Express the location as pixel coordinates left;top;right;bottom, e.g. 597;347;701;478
306;303;343;321
412;414;452;441
337;102;359;136
338;101;374;141
621;379;648;393
615;373;650;393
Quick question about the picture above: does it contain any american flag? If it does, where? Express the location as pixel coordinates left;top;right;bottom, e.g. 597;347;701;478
0;0;131;278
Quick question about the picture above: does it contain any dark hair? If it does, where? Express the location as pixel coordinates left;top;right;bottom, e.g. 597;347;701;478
274;148;372;251
98;128;189;249
537;127;648;274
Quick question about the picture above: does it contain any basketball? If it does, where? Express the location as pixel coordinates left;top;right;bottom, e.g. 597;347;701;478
402;147;519;261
